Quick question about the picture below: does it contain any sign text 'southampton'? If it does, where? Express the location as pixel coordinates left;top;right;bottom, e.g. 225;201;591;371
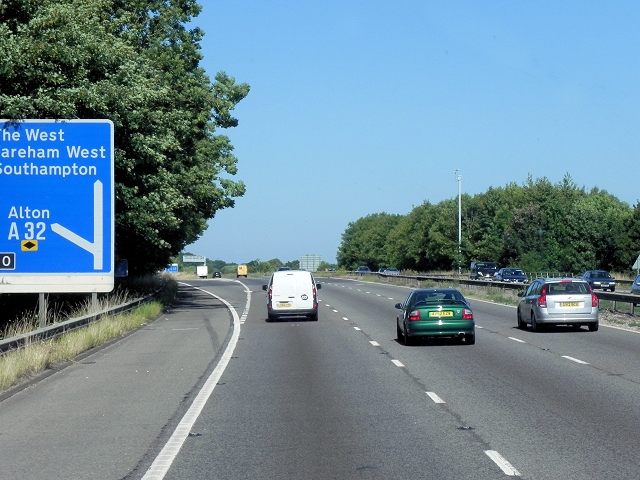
0;120;115;293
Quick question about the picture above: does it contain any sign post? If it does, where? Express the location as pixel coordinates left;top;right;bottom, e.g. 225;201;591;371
0;119;114;293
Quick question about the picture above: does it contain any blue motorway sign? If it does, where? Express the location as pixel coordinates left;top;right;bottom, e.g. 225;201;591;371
0;119;114;293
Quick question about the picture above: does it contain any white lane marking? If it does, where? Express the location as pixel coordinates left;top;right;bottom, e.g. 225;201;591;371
354;327;361;331
144;284;243;480
365;291;370;294
388;297;394;300
426;392;445;404
484;450;521;476
332;309;339;313
369;341;380;346
562;355;590;365
325;304;331;307
476;325;483;329
342;317;349;321
391;359;404;367
508;337;526;343
376;294;381;297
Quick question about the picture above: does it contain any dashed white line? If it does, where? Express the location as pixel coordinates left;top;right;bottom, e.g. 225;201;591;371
332;309;339;313
426;392;445;404
391;359;404;367
354;327;361;331
508;337;526;343
562;355;589;365
369;341;380;346
484;450;521;476
342;317;349;321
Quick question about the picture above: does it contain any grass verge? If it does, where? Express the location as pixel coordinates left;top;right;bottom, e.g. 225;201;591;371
0;275;177;393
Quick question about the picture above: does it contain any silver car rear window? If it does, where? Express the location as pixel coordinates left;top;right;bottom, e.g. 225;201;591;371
547;282;589;295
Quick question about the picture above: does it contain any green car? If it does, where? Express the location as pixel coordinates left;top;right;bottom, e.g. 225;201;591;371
395;288;475;345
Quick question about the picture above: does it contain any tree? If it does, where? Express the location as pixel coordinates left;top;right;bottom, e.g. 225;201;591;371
336;213;402;270
0;0;249;276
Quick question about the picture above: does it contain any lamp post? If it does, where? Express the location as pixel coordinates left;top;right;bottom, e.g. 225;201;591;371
455;169;462;275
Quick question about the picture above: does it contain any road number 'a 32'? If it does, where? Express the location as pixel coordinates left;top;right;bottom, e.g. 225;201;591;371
8;222;46;241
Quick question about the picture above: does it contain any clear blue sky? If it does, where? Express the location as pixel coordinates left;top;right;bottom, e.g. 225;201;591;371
187;1;639;265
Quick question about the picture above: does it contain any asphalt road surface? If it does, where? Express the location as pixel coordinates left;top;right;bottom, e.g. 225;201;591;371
0;277;638;479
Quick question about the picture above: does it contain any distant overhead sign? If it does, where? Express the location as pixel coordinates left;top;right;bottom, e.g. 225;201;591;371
183;255;206;263
0;119;114;293
633;254;640;271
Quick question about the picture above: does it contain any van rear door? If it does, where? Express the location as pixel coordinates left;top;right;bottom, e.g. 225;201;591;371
271;271;315;312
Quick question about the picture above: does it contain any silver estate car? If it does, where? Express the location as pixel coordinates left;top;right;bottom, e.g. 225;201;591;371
517;278;599;332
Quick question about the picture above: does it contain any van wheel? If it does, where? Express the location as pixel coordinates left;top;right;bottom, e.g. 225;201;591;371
267;313;277;322
588;321;598;332
310;313;318;321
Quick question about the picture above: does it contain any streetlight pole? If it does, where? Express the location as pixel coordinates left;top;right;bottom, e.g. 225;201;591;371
455;169;462;275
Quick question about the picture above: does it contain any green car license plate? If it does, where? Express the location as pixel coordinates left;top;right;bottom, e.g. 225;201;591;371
429;311;453;317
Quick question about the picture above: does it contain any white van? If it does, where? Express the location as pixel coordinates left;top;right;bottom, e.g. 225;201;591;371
262;270;321;321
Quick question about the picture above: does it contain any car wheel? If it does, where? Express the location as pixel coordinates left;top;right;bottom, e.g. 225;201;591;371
517;309;526;329
610;287;615;292
465;333;475;345
530;313;539;332
588;321;599;332
403;323;413;346
396;322;403;342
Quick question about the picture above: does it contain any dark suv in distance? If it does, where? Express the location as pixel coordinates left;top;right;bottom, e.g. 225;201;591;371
495;268;528;283
469;261;498;280
582;270;616;292
355;266;371;274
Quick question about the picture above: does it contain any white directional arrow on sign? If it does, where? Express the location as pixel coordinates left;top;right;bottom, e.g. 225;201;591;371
51;180;103;270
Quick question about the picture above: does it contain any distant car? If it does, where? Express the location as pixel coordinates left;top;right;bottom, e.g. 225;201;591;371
631;274;640;295
355;266;371;274
395;288;475;345
277;266;291;271
494;268;528;283
384;267;400;275
327;268;336;272
212;271;222;278
377;268;388;273
469;261;498;280
582;270;616;292
516;278;599;332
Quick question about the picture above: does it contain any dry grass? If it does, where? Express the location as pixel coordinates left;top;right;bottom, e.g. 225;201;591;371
0;276;176;393
0;302;163;392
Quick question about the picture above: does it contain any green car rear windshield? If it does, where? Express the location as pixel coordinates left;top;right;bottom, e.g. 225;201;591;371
413;291;466;305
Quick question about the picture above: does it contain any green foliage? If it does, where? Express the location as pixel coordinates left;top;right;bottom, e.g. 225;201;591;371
337;175;637;274
0;0;249;276
336;213;402;271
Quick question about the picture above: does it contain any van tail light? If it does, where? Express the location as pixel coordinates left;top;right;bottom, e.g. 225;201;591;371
409;310;420;321
538;285;547;308
462;308;473;320
591;291;599;307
